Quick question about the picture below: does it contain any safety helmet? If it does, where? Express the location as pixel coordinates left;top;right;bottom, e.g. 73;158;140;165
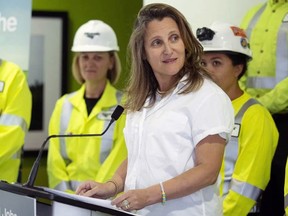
196;22;252;59
71;20;119;52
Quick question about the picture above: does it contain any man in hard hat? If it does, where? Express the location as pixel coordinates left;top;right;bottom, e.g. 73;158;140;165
0;59;32;183
197;22;279;216
47;20;127;193
240;1;288;215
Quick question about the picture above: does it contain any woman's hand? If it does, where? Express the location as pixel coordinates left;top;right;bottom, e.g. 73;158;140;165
76;160;128;200
112;187;158;212
75;180;115;199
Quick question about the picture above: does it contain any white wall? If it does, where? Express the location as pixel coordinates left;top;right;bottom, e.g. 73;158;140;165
143;0;266;33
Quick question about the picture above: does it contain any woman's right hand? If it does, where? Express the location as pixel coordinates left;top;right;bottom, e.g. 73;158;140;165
75;180;115;199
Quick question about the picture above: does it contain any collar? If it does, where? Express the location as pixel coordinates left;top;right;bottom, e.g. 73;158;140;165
70;80;117;107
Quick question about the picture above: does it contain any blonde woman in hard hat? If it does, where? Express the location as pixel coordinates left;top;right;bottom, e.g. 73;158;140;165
197;22;279;216
47;20;127;193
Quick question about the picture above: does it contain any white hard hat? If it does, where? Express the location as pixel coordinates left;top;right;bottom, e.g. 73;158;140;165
71;20;119;52
196;22;252;58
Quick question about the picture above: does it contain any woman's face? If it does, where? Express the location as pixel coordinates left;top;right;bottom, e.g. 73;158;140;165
78;52;114;84
200;53;242;93
144;17;185;86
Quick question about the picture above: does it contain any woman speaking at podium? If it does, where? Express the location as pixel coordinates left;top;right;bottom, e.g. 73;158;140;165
76;3;234;216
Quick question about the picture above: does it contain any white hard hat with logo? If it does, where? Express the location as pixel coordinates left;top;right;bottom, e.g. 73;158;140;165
196;22;252;59
71;20;119;52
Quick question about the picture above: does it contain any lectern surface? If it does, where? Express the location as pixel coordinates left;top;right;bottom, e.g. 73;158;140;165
43;187;139;216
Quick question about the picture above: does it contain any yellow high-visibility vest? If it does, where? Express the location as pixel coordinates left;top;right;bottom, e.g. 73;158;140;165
47;81;127;193
0;59;32;183
239;0;288;114
220;92;278;215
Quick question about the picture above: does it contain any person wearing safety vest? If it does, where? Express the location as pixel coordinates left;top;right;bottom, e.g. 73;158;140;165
240;1;288;215
47;20;127;193
197;22;279;216
0;59;32;183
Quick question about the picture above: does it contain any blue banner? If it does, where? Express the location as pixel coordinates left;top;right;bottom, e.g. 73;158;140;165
0;0;32;71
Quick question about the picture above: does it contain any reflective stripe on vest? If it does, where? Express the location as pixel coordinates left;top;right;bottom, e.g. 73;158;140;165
245;4;266;39
245;4;288;89
98;91;123;162
12;148;22;160
55;181;70;191
230;178;263;201
59;92;76;160
0;113;28;133
0;113;27;159
55;180;82;192
223;98;263;201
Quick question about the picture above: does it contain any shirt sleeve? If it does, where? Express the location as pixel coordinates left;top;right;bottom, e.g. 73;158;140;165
191;90;234;145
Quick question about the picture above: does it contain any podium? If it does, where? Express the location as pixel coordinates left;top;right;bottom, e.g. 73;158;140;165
0;181;138;216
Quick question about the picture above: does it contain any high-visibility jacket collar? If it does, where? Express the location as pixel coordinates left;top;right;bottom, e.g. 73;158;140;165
68;80;120;118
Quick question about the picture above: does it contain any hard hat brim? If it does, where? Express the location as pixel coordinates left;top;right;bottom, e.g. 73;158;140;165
71;45;119;52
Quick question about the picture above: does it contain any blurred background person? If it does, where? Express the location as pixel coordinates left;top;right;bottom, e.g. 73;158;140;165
47;20;127;193
240;1;288;215
0;59;32;183
197;22;278;216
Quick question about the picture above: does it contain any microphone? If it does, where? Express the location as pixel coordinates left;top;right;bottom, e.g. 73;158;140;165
24;105;124;188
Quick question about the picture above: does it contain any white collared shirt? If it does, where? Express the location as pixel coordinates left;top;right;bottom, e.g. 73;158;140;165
124;77;234;216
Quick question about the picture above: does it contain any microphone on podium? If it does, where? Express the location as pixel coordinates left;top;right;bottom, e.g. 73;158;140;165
23;105;124;188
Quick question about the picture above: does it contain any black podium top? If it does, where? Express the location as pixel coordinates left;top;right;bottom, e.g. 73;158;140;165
0;181;137;216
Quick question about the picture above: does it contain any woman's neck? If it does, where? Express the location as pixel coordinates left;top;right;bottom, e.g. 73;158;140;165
85;80;106;98
227;85;244;101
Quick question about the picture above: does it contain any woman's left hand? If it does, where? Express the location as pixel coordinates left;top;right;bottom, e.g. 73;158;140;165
112;189;150;211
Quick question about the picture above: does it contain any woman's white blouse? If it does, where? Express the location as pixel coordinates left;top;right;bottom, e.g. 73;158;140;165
123;78;234;216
